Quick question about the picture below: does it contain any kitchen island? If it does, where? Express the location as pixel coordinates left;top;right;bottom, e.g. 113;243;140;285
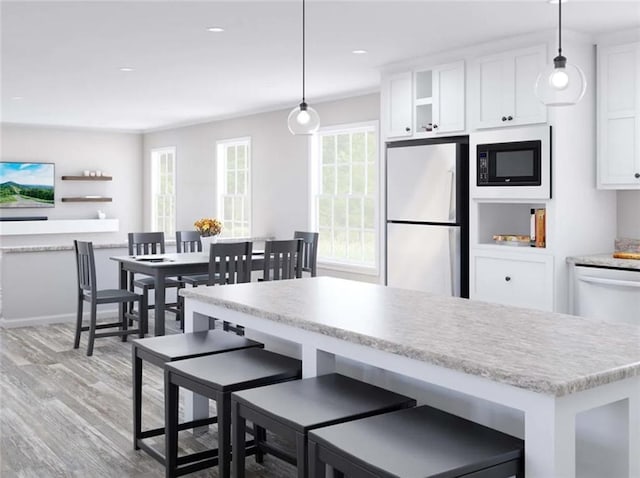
180;277;640;478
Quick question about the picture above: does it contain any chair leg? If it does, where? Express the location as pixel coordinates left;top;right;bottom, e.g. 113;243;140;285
121;300;129;342
87;301;97;356
74;295;84;349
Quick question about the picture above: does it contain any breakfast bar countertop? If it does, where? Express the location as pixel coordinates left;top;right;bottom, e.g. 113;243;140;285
181;277;640;397
566;253;640;271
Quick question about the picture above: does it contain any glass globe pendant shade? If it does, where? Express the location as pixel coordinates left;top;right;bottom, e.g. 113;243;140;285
534;55;587;106
287;101;320;135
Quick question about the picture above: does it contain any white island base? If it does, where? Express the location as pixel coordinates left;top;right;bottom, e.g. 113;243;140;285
181;277;640;478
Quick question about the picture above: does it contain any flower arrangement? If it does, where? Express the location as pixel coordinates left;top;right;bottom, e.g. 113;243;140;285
194;218;223;237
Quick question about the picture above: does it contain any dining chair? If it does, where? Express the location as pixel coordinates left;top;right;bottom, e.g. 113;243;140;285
293;230;319;277
74;240;147;356
175;230;210;288
127;232;182;326
178;241;253;334
262;239;303;281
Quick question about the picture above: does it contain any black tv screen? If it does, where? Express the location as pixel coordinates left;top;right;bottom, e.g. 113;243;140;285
0;162;55;208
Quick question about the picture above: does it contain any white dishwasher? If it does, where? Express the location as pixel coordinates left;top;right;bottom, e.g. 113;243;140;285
572;265;640;325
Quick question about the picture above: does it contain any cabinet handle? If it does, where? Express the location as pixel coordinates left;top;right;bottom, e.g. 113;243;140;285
635;173;640;179
578;276;640;289
405;127;411;132
505;276;511;282
501;116;507;122
433;124;438;129
507;115;513;121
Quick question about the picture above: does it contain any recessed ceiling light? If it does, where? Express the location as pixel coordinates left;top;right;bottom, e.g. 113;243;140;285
119;67;135;72
207;27;225;33
11;96;24;100
352;49;368;55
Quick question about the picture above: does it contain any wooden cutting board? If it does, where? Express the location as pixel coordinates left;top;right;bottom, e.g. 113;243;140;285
613;252;640;260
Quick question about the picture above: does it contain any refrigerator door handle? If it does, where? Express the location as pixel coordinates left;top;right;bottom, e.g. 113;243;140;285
449;227;461;296
448;168;456;223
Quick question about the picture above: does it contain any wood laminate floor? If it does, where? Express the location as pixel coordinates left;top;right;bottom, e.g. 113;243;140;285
0;317;297;477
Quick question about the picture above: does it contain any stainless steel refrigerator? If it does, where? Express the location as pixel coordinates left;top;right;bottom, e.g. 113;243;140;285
386;138;468;297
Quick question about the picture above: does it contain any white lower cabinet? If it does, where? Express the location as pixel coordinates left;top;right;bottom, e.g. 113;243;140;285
470;250;554;311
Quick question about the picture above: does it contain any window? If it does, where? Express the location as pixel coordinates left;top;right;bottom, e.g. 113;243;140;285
311;122;379;271
150;147;176;236
217;137;251;238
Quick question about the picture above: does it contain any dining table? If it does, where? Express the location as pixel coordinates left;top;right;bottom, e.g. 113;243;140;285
110;251;264;336
179;276;640;478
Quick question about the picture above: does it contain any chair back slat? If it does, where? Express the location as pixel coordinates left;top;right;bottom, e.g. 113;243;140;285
208;242;253;286
293;231;319;277
176;230;203;253
128;232;166;256
74;240;98;296
263;239;303;281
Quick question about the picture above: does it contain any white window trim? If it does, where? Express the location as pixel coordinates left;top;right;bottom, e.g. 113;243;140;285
216;136;252;238
309;120;380;275
150;146;176;234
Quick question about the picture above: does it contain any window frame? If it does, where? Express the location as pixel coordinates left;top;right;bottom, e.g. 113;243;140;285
150;146;177;236
216;136;252;238
309;121;380;275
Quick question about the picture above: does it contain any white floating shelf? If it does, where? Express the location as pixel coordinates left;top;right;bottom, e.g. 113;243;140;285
0;219;119;236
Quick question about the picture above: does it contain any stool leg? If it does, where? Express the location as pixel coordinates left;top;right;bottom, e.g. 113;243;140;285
140;294;148;337
165;369;179;478
308;440;322;478
295;431;307;478
231;399;246;478
121;301;129;342
217;392;232;478
132;347;142;451
255;425;266;463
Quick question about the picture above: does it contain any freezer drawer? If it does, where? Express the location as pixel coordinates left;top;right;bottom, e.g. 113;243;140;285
387;143;458;223
572;266;640;325
386;223;460;296
470;250;554;311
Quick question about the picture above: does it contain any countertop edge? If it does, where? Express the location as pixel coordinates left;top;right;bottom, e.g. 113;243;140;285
566;254;640;271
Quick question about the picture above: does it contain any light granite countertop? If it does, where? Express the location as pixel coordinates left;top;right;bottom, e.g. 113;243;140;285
566;254;640;271
181;277;640;397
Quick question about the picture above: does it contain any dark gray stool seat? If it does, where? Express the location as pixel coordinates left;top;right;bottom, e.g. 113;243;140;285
231;373;416;478
132;330;263;465
308;405;525;478
165;348;302;478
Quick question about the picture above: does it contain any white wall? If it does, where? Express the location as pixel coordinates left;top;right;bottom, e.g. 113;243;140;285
618;191;640;238
0;124;143;246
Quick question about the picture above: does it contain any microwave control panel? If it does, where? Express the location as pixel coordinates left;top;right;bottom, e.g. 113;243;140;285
477;151;489;184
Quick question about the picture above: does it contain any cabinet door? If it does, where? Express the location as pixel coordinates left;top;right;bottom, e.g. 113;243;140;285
474;45;547;129
511;45;547;126
385;71;413;138
597;42;640;189
470;250;554;311
475;54;508;129
433;60;465;133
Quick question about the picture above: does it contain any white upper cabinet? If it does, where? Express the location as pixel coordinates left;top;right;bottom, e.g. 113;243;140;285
382;61;465;140
597;42;640;189
383;71;413;138
414;61;465;136
472;45;547;129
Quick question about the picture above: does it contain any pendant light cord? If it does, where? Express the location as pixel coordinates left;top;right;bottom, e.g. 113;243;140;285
557;0;562;57
302;0;306;103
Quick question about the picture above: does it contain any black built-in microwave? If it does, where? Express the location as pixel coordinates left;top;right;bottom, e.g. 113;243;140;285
477;140;542;186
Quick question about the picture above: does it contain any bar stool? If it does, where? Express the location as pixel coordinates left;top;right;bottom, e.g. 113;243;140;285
231;373;416;477
164;348;302;478
131;330;263;464
308;405;525;478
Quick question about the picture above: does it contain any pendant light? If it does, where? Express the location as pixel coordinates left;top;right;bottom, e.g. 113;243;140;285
287;0;320;135
534;0;586;106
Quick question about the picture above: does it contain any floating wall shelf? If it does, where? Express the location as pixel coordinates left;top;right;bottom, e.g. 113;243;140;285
61;197;112;202
61;176;113;181
0;219;119;236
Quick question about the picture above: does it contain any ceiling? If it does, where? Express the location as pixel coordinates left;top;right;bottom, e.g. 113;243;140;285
1;1;639;132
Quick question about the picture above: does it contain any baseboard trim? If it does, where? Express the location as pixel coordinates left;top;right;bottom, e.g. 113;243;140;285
0;308;119;328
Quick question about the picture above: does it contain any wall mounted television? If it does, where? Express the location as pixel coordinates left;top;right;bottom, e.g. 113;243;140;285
0;162;55;208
